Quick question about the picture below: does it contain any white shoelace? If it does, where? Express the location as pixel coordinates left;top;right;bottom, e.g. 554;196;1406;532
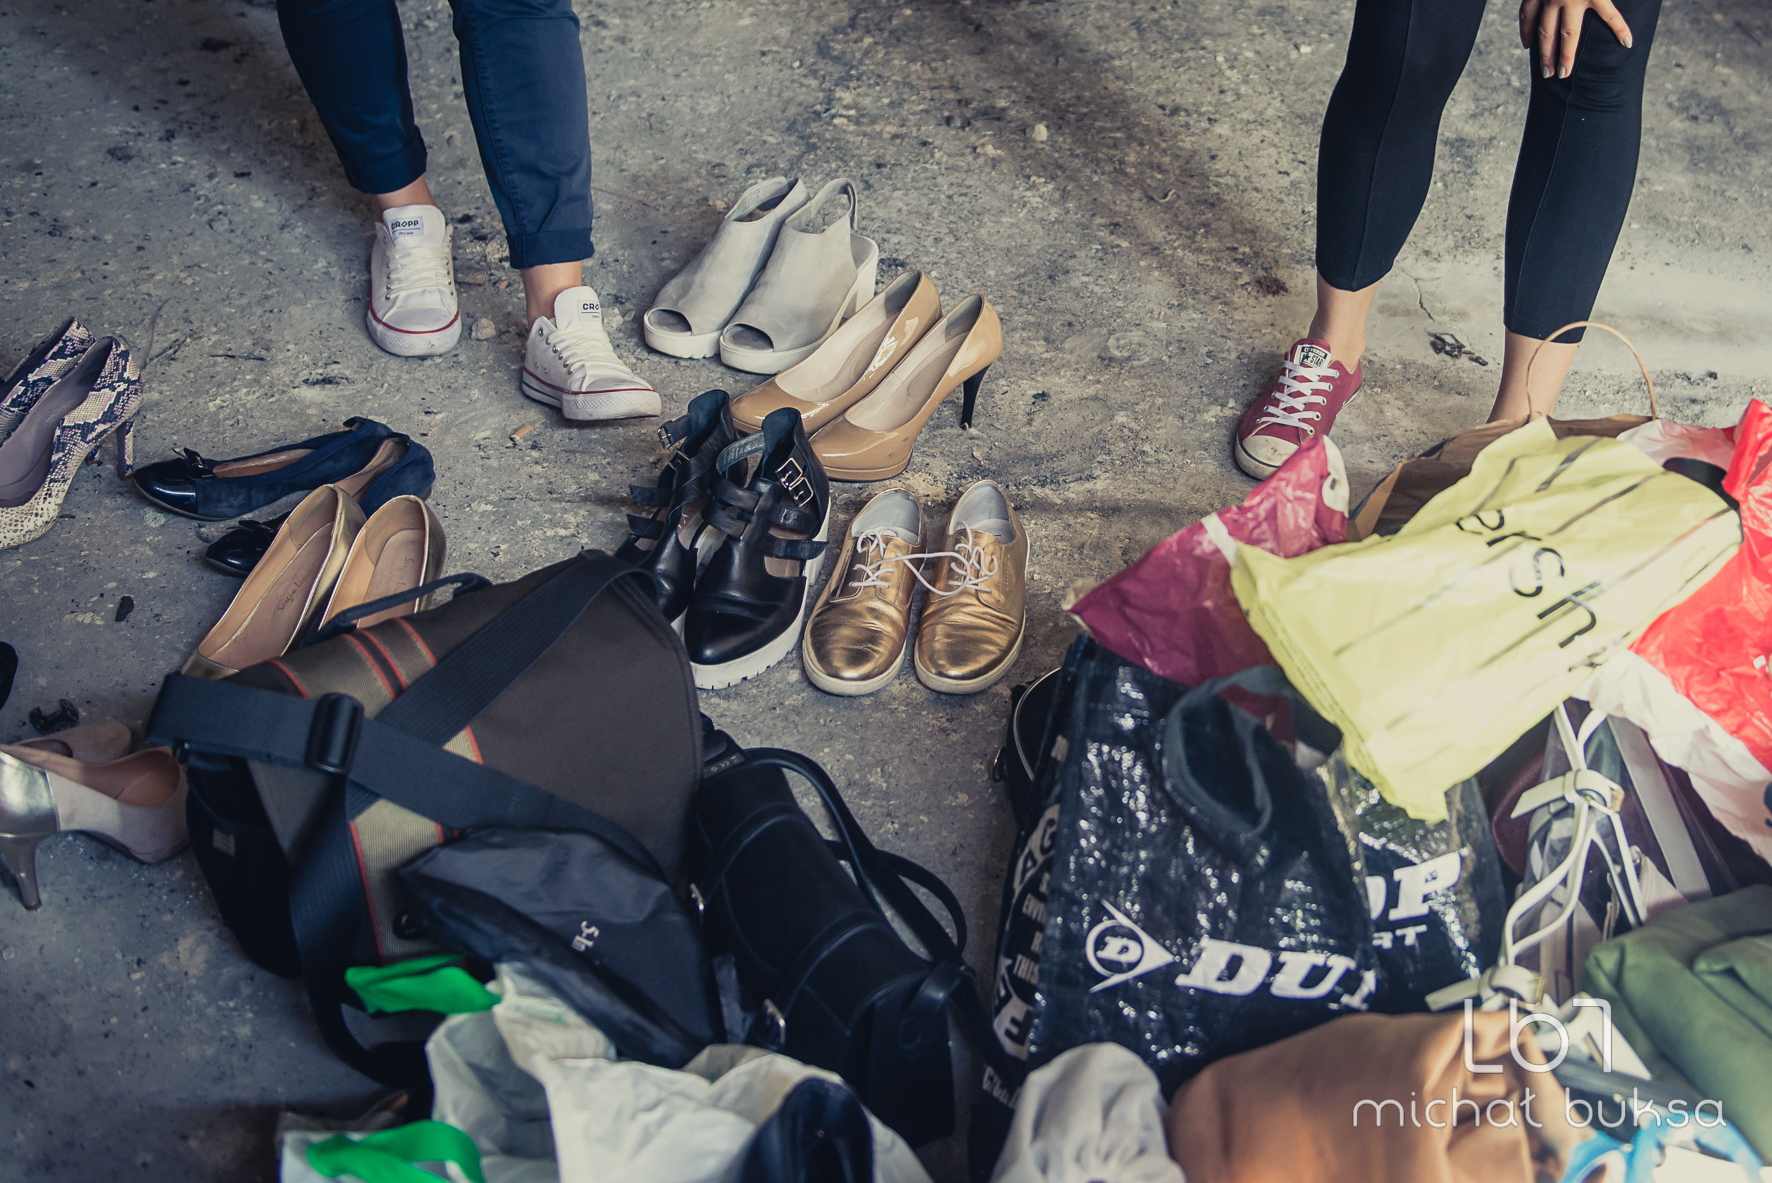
1254;356;1339;433
384;240;453;298
547;320;623;375
846;526;999;597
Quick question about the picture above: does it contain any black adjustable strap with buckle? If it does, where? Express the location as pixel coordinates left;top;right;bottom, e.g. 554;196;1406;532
146;550;669;1085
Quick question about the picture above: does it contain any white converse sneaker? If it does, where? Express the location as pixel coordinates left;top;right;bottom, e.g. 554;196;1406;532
366;204;460;358
522;287;661;420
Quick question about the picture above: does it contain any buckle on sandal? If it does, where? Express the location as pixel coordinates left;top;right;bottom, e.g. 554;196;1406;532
305;693;364;776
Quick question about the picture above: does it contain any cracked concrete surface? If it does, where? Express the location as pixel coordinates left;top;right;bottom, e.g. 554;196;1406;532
1;0;1768;1177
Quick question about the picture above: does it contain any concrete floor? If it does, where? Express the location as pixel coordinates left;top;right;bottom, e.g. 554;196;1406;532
1;0;1767;1176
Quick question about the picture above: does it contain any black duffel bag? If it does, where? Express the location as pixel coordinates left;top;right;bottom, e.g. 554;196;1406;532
146;550;715;1084
688;747;1009;1148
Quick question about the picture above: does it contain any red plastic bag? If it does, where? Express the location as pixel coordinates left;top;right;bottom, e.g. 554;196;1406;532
1586;399;1772;865
1069;436;1348;691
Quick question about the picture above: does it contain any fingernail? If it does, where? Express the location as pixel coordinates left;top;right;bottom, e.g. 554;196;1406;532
1624;35;1634;47
1541;64;1552;77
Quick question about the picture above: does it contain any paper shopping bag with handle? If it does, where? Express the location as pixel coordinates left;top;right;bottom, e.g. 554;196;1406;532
1351;322;1661;540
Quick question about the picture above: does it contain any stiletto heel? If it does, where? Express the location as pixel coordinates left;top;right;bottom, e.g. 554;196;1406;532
0;336;144;551
960;364;989;430
0;746;187;910
114;410;138;477
0;832;46;910
808;295;1002;481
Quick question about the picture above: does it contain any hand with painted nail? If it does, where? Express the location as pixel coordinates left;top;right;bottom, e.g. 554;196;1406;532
1519;0;1634;78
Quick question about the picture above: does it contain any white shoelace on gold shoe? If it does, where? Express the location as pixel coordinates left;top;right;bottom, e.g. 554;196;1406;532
846;525;998;597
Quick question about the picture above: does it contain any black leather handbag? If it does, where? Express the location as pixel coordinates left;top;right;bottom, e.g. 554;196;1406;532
688;746;1007;1148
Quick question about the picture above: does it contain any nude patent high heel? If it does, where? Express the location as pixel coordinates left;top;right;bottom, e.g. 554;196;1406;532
807;295;1001;482
0;746;187;910
727;270;942;436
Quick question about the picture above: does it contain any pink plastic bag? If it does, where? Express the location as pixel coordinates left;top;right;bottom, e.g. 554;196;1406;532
1070;437;1348;689
1586;400;1772;865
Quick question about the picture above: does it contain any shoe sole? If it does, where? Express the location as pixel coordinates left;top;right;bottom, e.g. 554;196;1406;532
914;624;1025;695
643;321;722;360
563;387;663;420
1233;381;1362;481
718;247;878;375
1232;437;1285;481
818;456;913;482
521;369;661;420
804;647;906;696
519;369;561;409
365;308;461;358
691;516;830;691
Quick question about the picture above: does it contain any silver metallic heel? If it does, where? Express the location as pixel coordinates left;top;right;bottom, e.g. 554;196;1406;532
0;832;47;909
0;746;187;911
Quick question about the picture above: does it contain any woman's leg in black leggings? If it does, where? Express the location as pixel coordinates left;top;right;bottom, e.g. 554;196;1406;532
1316;0;1490;294
1504;0;1662;341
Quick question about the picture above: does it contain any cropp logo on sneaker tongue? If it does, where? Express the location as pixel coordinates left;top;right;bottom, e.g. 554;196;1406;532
390;218;424;236
580;301;599;315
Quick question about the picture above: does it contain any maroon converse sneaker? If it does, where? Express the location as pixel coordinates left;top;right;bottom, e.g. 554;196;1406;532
1233;338;1362;480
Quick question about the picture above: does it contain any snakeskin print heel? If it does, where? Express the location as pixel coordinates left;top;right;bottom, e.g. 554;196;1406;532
0;336;144;551
0;318;96;444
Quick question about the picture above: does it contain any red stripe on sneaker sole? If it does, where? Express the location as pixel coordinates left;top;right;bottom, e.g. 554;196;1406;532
519;367;653;397
369;306;460;336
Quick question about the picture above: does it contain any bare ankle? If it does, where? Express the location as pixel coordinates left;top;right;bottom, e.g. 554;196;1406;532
372;176;438;216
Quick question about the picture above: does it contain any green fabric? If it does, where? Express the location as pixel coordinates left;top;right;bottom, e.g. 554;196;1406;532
344;955;497;1016
306;1121;485;1183
1231;421;1739;820
1694;935;1772;1039
1583;885;1772;1158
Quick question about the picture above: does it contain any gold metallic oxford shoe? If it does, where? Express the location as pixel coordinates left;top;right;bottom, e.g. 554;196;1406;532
913;480;1029;695
802;488;926;696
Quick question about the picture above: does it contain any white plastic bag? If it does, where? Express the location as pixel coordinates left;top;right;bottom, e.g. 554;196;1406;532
488;967;933;1183
427;969;560;1183
990;1044;1183;1183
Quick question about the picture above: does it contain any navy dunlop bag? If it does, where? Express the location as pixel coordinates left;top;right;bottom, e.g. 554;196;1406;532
976;638;1377;1176
1317;748;1507;1014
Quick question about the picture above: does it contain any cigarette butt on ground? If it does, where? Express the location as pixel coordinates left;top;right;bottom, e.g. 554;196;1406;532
510;424;535;444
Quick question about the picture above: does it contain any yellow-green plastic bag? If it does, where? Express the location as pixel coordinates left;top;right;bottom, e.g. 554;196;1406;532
1232;420;1739;820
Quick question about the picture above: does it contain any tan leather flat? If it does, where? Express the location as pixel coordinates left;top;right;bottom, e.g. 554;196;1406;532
801;488;926;696
183;484;365;678
810;295;1001;482
729;270;941;436
319;494;447;630
914;480;1028;695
